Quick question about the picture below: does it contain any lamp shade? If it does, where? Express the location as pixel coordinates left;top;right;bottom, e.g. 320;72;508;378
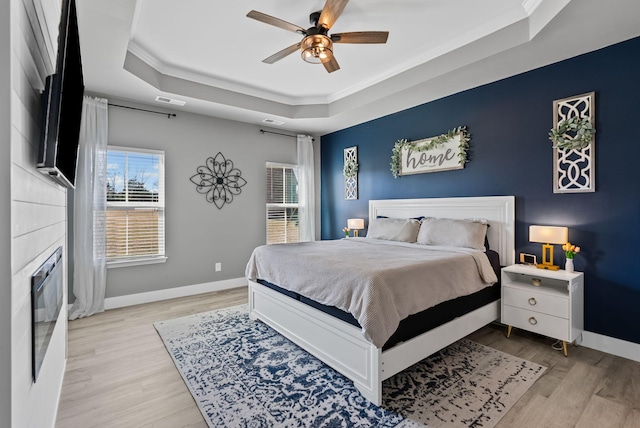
529;225;568;245
347;218;365;230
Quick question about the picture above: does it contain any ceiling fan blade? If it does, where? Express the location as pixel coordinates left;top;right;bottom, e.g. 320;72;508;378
323;56;340;73
318;0;349;30
331;31;389;44
247;10;306;34
262;42;302;64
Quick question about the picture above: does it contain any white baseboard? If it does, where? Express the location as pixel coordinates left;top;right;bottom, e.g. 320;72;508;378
104;277;247;310
581;331;640;363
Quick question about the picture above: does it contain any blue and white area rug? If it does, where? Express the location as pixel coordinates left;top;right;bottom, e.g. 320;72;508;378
154;305;545;427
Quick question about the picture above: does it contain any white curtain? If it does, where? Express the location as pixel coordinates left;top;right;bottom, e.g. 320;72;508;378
69;96;108;320
297;134;316;242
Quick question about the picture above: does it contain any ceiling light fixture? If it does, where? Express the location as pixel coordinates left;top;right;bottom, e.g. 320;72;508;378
301;34;333;64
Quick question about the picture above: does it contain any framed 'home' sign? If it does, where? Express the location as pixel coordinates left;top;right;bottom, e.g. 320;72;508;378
390;126;470;178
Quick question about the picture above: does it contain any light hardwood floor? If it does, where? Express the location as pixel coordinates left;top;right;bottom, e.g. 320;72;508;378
56;287;640;427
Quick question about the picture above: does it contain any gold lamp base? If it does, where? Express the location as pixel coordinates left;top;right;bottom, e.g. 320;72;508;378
536;263;560;271
536;243;559;270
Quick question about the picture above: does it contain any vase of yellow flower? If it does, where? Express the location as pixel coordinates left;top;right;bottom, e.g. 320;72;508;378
342;227;350;238
562;242;580;272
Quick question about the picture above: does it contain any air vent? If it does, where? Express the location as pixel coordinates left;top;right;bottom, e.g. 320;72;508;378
262;118;285;126
155;96;186;106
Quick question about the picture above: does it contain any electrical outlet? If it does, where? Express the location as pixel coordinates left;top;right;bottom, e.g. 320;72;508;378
215;262;221;272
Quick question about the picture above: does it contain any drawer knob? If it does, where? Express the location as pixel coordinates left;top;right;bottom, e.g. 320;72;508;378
529;317;538;325
528;297;537;306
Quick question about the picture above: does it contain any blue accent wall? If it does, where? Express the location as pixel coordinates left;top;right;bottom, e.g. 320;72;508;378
320;36;640;345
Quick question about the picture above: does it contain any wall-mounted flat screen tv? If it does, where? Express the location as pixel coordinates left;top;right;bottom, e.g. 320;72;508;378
37;0;84;188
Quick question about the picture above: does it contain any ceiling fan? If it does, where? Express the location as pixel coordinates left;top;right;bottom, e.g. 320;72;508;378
247;0;389;73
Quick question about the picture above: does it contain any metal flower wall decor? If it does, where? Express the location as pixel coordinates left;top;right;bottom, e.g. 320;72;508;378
189;152;247;209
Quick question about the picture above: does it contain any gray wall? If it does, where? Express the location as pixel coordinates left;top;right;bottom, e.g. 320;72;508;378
95;100;318;299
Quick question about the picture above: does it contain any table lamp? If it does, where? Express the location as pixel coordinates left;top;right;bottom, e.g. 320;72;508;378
347;218;365;237
529;225;568;270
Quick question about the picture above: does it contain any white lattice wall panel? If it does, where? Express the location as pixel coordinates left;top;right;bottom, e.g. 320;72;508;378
344;146;358;200
553;92;595;193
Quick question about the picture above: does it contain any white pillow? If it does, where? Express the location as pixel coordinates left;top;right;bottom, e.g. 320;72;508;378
366;218;421;243
417;218;488;250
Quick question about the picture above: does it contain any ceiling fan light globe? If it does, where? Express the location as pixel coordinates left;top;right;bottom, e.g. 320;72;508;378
301;34;333;64
302;48;320;63
319;48;333;63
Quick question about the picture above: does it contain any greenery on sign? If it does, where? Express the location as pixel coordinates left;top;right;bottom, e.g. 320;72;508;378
390;126;470;178
343;160;358;178
549;116;595;150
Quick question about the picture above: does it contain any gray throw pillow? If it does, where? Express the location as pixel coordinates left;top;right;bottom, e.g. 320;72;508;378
366;218;421;243
417;218;488;250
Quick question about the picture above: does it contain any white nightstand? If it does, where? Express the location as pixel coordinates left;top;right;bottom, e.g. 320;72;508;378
501;264;584;357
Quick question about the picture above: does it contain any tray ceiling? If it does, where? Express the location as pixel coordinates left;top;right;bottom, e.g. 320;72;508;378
77;0;640;134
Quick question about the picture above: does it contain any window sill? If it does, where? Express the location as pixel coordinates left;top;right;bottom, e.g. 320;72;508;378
107;256;168;269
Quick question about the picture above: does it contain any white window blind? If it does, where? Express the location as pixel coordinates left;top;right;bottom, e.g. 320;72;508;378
266;163;299;244
106;146;165;262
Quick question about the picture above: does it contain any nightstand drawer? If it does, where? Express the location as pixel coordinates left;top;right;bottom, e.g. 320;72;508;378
502;286;569;318
502;305;570;340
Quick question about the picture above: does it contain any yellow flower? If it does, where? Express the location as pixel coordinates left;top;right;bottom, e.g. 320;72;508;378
563;241;582;259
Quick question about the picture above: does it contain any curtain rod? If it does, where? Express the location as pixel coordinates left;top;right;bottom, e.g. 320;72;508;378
260;129;315;141
108;103;176;118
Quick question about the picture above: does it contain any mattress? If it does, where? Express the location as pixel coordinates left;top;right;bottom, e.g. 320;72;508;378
247;238;498;347
257;249;501;350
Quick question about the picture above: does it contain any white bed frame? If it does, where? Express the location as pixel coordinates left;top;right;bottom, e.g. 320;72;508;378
248;196;515;406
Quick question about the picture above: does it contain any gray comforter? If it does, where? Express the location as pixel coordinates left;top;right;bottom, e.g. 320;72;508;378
245;238;498;348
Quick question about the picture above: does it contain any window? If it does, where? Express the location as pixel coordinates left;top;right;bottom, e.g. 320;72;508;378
266;163;299;244
106;146;165;266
